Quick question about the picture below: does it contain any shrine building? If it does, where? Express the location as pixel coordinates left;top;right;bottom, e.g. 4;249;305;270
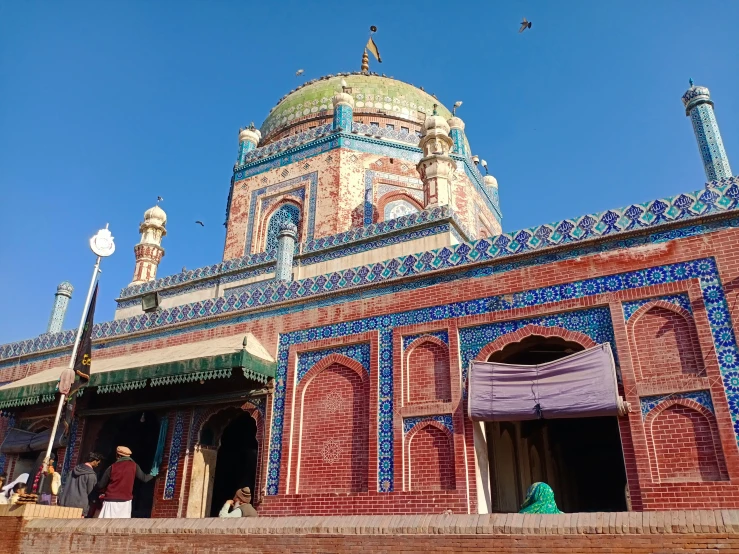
0;69;738;518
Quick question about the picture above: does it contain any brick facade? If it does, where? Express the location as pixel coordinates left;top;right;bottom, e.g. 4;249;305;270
7;511;739;554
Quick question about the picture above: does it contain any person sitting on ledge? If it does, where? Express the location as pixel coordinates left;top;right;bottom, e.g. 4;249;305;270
219;486;258;518
519;482;563;514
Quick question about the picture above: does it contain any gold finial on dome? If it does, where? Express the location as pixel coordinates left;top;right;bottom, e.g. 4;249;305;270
361;50;369;73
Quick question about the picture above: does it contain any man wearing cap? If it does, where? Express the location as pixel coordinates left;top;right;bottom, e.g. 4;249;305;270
97;446;157;518
218;487;258;518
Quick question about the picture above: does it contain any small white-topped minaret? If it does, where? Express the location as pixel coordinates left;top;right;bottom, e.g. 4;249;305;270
130;202;167;285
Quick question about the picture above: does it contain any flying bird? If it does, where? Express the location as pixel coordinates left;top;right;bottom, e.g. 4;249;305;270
519;18;532;33
295;69;304;77
195;221;205;227
157;196;163;203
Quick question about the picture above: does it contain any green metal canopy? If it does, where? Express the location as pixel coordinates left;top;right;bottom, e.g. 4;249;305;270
0;334;276;409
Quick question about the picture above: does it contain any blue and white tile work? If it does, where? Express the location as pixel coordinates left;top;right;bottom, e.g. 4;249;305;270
640;390;714;419
622;293;693;322
265;204;302;253
296;343;371;382
402;330;450;350
403;414;454;435
459;307;616;381
163;411;185;500
4;180;739;365
244;172;318;254
60;417;79;488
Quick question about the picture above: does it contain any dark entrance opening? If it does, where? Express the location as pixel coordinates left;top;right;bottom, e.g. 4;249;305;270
92;411;160;518
205;410;258;517
486;336;628;513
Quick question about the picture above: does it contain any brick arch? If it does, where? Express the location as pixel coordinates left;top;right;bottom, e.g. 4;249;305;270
298;353;368;389
196;403;263;449
474;324;598;362
644;399;726;483
628;301;703;379
256;199;303;253
378;191;423;222
405;336;451;404
294;355;370;494
405;420;455;491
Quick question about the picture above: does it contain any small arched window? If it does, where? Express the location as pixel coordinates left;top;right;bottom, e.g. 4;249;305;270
265;204;301;252
384;199;419;221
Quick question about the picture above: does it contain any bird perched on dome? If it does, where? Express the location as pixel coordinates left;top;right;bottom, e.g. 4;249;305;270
295;69;304;77
453;101;462;115
519;18;532;32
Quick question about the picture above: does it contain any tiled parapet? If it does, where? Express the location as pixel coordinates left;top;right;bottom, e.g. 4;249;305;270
1;178;739;363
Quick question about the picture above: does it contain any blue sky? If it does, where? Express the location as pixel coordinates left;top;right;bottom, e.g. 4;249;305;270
1;0;737;343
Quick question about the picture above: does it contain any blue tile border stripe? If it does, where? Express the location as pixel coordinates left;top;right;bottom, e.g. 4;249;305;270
622;293;692;322
640;390;714;419
6;179;739;363
296;343;371;382
163;410;185;500
403;414;453;434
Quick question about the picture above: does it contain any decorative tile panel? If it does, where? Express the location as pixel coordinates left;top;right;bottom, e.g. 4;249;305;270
459;307;616;383
60;417;78;488
403;414;453;434
163;411;185;500
296;343;371;382
4;183;739;365
640;390;714;418
244;173;317;254
402;331;450;350
622;293;693;322
690;104;733;181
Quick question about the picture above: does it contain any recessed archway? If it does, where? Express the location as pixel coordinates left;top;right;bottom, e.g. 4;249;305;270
482;332;628;513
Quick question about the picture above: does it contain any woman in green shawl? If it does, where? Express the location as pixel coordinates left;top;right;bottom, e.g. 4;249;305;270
519;482;563;514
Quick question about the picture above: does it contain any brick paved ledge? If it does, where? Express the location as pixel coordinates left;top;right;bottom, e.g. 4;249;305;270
10;512;739;554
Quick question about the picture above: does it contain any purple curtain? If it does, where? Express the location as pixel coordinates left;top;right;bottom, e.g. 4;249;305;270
468;343;620;421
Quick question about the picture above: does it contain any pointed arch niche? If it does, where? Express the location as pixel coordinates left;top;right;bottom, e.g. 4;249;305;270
404;336;451;405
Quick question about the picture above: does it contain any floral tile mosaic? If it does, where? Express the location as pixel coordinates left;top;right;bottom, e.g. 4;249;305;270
163;411;185;500
403;414;453;434
640;390;714;418
401;330;450;350
622;293;693;322
296;343;371;382
0;184;739;366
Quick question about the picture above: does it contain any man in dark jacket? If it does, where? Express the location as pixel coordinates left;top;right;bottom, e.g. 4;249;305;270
97;445;156;518
59;452;102;516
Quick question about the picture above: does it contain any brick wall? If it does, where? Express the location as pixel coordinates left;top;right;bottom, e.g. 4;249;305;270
406;423;455;491
13;511;739;554
295;361;369;494
406;339;451;404
647;401;727;482
9;225;739;514
631;305;703;379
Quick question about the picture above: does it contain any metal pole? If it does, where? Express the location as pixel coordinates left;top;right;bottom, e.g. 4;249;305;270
40;256;101;478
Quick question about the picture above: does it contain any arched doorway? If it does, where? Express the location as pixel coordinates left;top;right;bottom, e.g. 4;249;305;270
92;411;160;518
208;411;258;516
485;335;628;513
186;407;259;518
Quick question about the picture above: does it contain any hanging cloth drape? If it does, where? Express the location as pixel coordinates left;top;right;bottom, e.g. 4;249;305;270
150;416;169;475
468;343;624;422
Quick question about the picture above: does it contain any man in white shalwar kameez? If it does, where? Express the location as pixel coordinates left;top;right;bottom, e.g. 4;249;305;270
97;446;156;518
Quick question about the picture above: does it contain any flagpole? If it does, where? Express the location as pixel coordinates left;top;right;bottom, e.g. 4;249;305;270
39;225;116;488
40;256;101;476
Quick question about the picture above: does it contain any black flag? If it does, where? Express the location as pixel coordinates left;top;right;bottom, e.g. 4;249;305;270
61;283;98;436
71;282;97;394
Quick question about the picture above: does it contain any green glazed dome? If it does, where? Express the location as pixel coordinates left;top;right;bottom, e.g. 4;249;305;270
260;73;451;140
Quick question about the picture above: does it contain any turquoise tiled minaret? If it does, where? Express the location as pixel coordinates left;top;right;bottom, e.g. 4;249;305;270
237;125;260;166
332;90;354;131
47;281;73;334
682;80;733;182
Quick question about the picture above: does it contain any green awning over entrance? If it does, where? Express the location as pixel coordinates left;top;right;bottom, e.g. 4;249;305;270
0;333;276;408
